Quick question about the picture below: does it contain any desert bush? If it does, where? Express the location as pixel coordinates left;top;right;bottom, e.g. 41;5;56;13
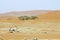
44;32;47;34
18;16;37;20
18;16;30;20
30;16;37;20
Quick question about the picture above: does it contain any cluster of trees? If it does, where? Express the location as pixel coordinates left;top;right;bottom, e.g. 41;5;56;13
18;16;37;20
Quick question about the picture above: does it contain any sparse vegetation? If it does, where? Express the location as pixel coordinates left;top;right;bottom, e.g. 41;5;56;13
30;16;37;20
44;32;47;34
18;16;37;20
18;16;30;20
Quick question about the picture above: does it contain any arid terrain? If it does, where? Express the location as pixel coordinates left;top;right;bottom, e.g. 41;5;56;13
0;10;60;40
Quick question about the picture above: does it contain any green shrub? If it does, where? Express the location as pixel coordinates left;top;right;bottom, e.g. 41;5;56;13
18;16;30;20
30;16;37;20
18;16;37;20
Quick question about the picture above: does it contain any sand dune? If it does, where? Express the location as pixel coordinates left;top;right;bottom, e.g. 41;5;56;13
39;11;60;19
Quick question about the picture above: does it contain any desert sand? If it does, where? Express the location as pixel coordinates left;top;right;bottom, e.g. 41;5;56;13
0;10;60;40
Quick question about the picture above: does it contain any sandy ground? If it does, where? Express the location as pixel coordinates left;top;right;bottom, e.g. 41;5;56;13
0;22;60;40
0;10;60;40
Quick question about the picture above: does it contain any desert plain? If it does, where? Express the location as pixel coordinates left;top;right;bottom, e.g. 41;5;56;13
0;10;60;40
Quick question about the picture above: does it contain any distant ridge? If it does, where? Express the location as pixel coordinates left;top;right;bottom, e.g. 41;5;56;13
0;10;60;21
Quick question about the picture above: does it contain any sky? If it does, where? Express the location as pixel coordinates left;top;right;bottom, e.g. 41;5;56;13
0;0;60;13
